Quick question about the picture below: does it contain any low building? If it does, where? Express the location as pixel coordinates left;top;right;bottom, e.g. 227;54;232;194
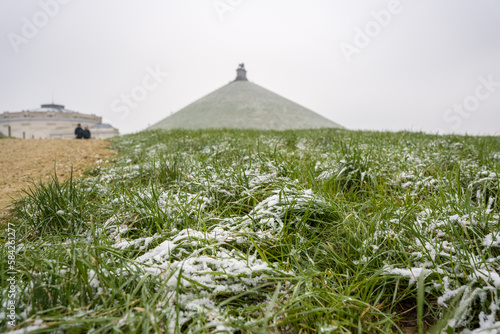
0;103;119;139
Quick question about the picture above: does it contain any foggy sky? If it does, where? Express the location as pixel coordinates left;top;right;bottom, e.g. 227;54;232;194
1;0;499;135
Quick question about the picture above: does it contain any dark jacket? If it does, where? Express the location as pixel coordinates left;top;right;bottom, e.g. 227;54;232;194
75;126;83;139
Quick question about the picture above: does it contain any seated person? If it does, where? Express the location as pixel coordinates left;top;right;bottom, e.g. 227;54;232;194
82;126;91;139
75;124;83;139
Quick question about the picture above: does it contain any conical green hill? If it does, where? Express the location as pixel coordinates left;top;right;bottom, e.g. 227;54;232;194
148;65;343;131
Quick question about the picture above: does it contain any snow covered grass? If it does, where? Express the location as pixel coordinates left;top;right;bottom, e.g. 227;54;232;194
1;129;500;333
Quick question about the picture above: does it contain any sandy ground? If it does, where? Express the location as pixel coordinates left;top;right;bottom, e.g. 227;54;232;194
0;139;115;213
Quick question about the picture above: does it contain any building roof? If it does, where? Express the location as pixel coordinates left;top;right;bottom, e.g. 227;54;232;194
148;65;343;131
29;103;77;113
1;103;101;121
40;103;65;110
91;123;114;129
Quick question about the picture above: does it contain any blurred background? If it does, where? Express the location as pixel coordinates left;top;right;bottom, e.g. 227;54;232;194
1;0;499;135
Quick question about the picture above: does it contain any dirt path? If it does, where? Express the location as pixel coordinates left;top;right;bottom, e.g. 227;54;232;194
0;139;115;213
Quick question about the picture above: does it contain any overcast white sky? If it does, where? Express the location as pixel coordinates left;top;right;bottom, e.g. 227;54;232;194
1;0;499;135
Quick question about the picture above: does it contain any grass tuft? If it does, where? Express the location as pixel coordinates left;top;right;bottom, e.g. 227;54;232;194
2;129;500;333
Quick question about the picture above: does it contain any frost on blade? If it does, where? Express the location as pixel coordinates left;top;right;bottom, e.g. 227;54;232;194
483;232;500;248
100;186;326;329
382;205;500;333
131;226;292;329
384;266;430;286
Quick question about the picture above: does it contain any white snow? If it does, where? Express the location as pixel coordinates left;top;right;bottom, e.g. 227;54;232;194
483;232;500;248
385;267;430;285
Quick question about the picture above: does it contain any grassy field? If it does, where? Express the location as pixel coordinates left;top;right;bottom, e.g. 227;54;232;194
1;129;500;333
